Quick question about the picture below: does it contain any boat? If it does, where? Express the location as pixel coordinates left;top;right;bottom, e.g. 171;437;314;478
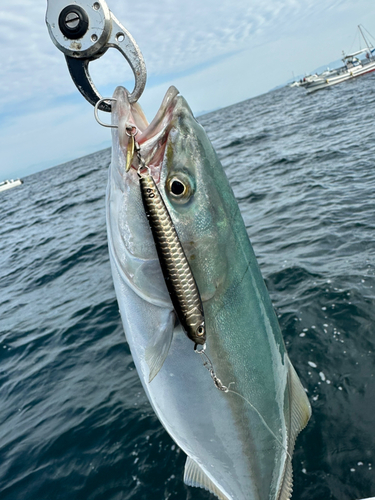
290;68;339;88
0;179;23;192
304;25;375;92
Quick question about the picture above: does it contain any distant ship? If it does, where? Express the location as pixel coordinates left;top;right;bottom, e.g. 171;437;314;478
0;178;23;192
293;25;375;92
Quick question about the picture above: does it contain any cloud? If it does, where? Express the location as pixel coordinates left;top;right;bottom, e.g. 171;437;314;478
0;95;113;179
1;0;375;179
0;0;355;109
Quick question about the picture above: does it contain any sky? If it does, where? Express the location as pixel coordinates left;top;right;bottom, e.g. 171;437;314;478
1;0;375;180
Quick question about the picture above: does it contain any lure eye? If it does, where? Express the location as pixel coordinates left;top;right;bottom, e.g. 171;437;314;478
166;173;194;204
197;325;205;337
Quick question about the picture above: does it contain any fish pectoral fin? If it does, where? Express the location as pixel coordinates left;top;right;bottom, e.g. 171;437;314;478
145;310;175;383
184;456;230;500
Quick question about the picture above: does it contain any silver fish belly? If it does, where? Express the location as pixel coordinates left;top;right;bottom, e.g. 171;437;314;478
106;85;311;500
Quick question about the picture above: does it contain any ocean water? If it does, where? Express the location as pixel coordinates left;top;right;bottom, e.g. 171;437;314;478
1;74;375;500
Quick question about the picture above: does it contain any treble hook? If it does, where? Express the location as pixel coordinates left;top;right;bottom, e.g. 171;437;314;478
46;0;147;111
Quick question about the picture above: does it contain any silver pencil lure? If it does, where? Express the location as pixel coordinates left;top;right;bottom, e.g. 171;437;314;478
138;170;206;346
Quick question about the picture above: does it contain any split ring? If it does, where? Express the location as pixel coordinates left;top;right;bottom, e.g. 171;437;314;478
94;98;118;128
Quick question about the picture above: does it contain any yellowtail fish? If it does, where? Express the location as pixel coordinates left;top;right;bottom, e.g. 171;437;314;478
106;85;311;500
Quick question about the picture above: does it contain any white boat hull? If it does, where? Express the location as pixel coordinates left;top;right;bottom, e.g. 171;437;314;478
306;60;375;92
0;179;23;192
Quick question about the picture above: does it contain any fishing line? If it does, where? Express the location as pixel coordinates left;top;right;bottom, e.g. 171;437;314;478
194;344;291;460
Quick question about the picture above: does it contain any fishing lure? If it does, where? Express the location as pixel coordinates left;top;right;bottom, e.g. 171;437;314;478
138;170;206;346
123;127;206;346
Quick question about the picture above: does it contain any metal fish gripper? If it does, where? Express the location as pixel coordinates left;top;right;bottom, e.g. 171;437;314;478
45;0;147;111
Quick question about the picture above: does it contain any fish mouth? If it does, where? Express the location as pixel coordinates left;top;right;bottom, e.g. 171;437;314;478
112;86;180;183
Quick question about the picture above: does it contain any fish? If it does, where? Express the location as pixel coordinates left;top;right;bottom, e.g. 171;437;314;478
106;85;311;500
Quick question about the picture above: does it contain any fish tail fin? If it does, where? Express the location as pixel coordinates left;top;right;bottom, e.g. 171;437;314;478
184;456;230;500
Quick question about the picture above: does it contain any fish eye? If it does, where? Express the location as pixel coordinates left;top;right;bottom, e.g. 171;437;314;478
166;173;194;204
171;179;185;196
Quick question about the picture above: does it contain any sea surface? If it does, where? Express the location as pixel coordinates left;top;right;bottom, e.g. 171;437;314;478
1;74;375;500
